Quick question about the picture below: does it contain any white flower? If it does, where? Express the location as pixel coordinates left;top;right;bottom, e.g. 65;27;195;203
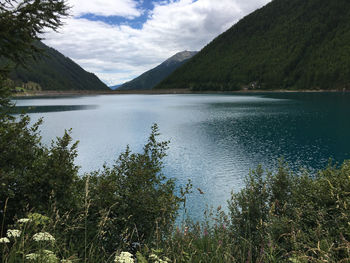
26;250;58;263
46;254;58;263
115;251;134;263
18;218;31;224
43;250;55;255
163;256;171;262
149;254;159;260
33;232;55;242
26;253;40;260
44;250;59;262
7;229;21;238
0;237;10;243
149;254;171;263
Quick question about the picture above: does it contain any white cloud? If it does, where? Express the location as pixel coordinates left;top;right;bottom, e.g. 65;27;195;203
44;0;271;86
69;0;142;17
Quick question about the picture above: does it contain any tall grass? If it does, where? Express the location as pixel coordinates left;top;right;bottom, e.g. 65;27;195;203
1;160;350;262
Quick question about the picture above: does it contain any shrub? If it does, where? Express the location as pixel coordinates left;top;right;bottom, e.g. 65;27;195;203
228;160;350;262
83;124;185;253
0;115;80;227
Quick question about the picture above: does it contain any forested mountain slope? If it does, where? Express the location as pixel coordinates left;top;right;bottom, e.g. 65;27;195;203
157;0;350;91
3;42;109;91
119;51;197;90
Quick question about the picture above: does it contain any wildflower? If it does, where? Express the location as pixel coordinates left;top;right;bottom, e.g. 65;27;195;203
18;218;31;224
7;229;21;238
33;232;55;242
163;256;171;262
26;253;40;261
0;237;10;243
43;250;55;255
114;251;134;263
26;250;58;263
149;254;171;263
149;254;159;260
43;250;58;263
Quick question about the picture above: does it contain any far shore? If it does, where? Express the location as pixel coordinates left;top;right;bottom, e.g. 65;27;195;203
11;88;349;98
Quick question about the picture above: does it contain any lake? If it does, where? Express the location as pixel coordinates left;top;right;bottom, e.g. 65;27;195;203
13;92;350;220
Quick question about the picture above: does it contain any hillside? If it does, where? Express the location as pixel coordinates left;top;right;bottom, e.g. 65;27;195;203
110;84;122;90
119;51;197;90
156;0;350;91
4;42;109;91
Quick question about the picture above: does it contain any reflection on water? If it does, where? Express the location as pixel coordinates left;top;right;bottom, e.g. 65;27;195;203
13;105;98;114
13;93;350;220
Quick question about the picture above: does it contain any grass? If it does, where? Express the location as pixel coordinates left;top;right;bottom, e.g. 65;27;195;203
1;160;350;262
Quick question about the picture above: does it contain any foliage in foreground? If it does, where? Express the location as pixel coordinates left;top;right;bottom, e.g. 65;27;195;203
229;161;350;262
0;0;69;75
0;118;185;262
148;161;350;263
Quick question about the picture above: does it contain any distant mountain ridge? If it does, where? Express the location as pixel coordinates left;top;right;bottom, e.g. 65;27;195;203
4;41;109;91
118;51;197;90
156;0;350;91
110;84;122;90
162;51;198;66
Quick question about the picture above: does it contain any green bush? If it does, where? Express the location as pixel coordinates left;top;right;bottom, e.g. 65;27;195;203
79;124;185;254
228;160;350;262
0;115;80;227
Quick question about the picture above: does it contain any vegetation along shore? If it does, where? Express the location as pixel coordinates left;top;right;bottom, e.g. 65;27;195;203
11;89;350;99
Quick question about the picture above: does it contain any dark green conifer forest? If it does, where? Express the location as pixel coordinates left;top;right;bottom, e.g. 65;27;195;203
2;42;109;91
157;0;350;91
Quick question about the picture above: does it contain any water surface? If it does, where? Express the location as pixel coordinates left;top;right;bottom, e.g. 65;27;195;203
14;93;350;219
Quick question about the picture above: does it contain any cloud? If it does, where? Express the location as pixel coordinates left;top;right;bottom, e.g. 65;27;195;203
69;0;142;17
44;0;271;86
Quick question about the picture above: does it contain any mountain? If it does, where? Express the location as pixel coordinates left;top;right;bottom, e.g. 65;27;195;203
156;0;350;91
4;41;109;91
119;51;197;90
110;84;122;90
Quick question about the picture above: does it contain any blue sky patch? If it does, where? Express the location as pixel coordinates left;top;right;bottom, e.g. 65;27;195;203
77;0;177;29
78;13;148;29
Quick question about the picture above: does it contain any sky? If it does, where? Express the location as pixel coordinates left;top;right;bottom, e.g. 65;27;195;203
43;0;271;86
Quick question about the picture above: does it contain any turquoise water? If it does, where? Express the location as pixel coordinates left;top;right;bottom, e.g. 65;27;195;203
14;93;350;219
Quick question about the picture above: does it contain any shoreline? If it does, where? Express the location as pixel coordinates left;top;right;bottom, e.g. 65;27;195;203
11;88;349;98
